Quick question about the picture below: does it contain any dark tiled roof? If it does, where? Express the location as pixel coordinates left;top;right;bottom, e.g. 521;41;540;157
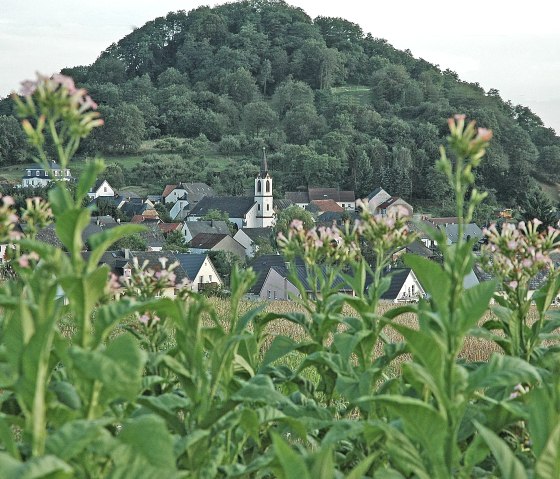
174;253;208;280
239;227;273;241
158;223;182;234
405;240;435;257
140;226;165;249
273;198;294;211
380;269;412;300
190;233;228;249
189;196;255;219
316;211;360;227
184;183;215;204
308;188;355;202
442;223;483;243
285;191;310;203
248;254;296;294
162;184;179;198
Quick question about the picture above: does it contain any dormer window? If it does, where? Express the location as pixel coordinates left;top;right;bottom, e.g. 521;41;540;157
27;170;30;176
124;268;132;277
36;171;39;176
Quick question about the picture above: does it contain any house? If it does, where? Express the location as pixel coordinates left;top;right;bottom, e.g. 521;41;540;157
316;211;360;227
87;179;115;200
120;198;156;219
88;250;222;295
163;183;188;205
189;233;246;259
441;223;483;244
392;240;436;262
158;223;182;236
380;269;425;303
306;199;345;216
365;187;391;213
365;187;413;217
182;220;231;243
252;262;353;300
174;253;222;293
188;196;258;229
375;196;413;217
170;198;190;221
187;150;274;228
233;228;274;258
22;161;71;188
285;187;356;210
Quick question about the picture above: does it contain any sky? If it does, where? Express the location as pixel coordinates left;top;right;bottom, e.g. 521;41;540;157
2;0;560;132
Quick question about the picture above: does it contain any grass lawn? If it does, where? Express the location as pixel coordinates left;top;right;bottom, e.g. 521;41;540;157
331;85;372;106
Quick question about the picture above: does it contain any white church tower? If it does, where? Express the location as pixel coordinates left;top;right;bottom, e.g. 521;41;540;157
254;147;274;227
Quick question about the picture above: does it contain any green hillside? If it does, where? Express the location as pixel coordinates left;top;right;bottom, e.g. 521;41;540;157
1;0;559;219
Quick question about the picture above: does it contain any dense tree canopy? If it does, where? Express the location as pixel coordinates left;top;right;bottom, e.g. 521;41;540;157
1;0;558;213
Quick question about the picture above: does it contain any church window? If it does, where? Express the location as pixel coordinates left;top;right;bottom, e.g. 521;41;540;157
266;180;270;192
258;204;261;211
266;204;270;211
257;180;262;193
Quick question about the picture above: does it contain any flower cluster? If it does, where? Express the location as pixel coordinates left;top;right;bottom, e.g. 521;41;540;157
354;200;414;259
0;195;22;242
446;114;493;166
13;73;104;167
277;219;360;265
481;219;560;295
20;197;53;239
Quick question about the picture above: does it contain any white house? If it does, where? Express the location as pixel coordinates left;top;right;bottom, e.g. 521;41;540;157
162;184;188;205
22;161;71;188
380;269;425;303
170;198;190;220
233;228;273;258
88;179;115;200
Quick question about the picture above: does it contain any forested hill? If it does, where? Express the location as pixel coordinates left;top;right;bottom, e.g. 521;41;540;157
1;0;559;215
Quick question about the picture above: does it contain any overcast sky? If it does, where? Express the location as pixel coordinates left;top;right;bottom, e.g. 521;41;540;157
2;0;559;132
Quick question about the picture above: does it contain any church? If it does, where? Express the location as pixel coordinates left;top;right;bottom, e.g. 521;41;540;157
187;148;275;229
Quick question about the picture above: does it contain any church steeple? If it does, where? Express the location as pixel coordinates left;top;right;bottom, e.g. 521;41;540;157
254;147;274;227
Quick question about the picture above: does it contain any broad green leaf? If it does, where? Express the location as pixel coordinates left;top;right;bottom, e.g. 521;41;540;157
533;275;560;315
458;280;496;333
117;415;176;470
404;254;450;312
366;395;447;473
46;419;107;461
261;336;301;368
475;421;528;479
310;445;335;479
76;159;104;203
137;394;189;435
535;422;560;479
48;184;74;216
527;387;558;459
86;224;146;271
55;208;91;258
373;468;406;479
50;381;82;410
321;420;364;446
0;452;73;479
467;354;541;394
332;330;372;363
0;416;19;459
271;432;311;479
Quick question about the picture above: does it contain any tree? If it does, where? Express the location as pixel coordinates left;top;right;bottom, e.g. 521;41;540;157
272;78;315;117
258;59;273;95
208;250;244;287
163;230;188;252
520;188;558;229
89;103;146;154
100;163;125;189
113;233;147;251
223;68;258;105
284;104;326;144
0;115;30;165
241;102;279;137
274;205;314;238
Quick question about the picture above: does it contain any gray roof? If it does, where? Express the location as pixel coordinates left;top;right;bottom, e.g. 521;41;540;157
367;186;386;200
285;191;309;204
380;269;412;300
239;227;273;241
190;233;228;249
308;188;355;202
405;240;435;257
174;253;208;280
189;196;255;219
185;220;230;237
442;223;483;243
273;198;294;211
184;183;215;204
140;225;165;248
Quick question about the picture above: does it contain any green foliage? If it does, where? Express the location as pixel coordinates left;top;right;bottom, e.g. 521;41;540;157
274;205;315;238
163;229;188;252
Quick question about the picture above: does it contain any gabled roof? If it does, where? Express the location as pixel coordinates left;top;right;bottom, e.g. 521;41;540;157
308;188;355;202
184;220;230;237
285;191;310;204
131;215;160;224
308;199;345;213
189;196;256;219
184;183;215;204
316;211;360;226
238;227;273;241
367;186;387;200
405;240;435;257
428;217;460;225
158;223;182;234
190;233;229;249
261;264;351;295
380;269;413;300
377;196;402;210
162;184;179;198
441;223;483;243
249;254;296;294
273;198;294;211
174;253;209;280
140;226;165;248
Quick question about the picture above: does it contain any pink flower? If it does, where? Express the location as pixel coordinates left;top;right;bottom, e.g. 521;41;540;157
476;128;493;142
20;79;38;96
2;196;15;207
139;314;150;325
18;255;29;268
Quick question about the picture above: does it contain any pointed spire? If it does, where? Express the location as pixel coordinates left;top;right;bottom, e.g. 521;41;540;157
261;146;268;176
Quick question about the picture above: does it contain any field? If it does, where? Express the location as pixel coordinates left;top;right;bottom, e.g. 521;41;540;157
331;85;372;106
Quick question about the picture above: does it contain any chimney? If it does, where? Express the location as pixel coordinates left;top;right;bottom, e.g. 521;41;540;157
124;248;130;259
210;219;214;227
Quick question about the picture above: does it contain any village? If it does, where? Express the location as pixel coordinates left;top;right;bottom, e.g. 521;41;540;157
12;150;559;305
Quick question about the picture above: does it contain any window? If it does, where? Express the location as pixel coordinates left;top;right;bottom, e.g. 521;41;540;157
27;170;30;176
266;180;270;192
411;284;415;295
36;171;39;176
258;204;261;211
209;275;212;282
273;291;277;299
257;180;262;193
267;290;271;299
104;186;107;192
266;204;270;211
199;276;203;283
